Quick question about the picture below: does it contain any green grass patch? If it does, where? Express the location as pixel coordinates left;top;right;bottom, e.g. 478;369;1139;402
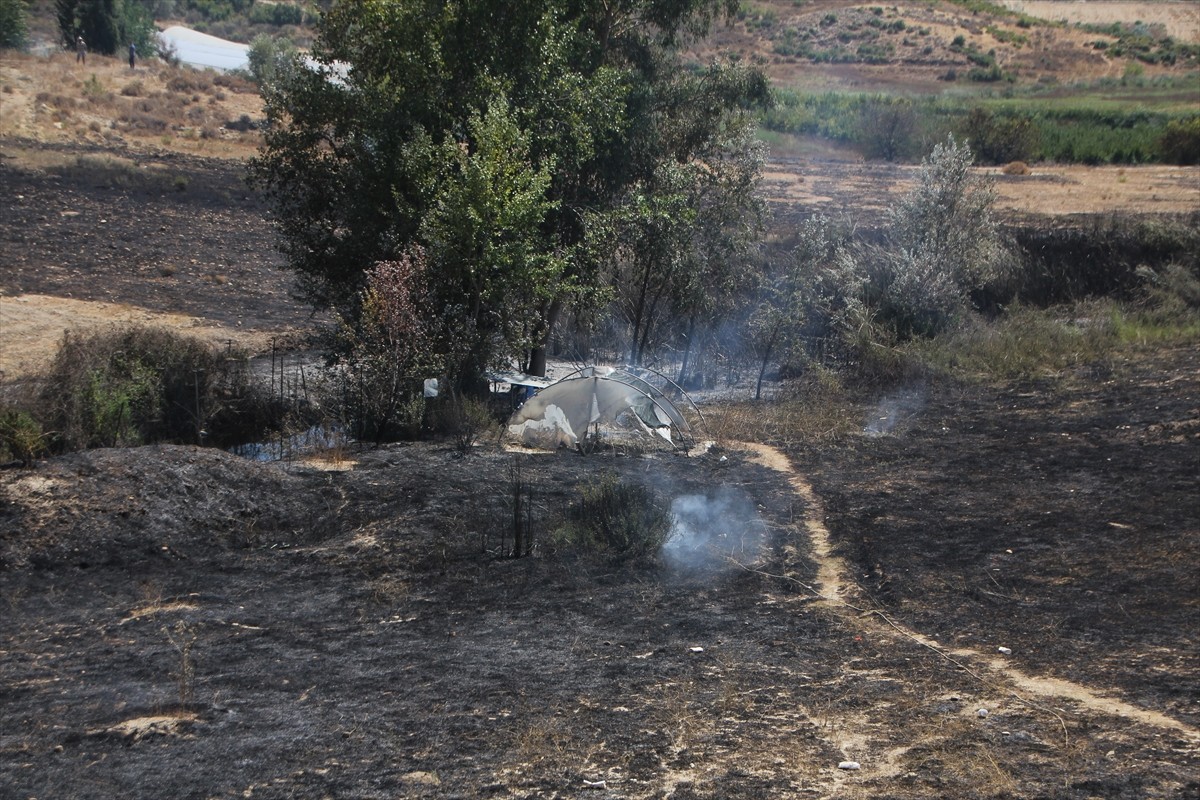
915;295;1199;382
762;86;1200;164
914;305;1119;381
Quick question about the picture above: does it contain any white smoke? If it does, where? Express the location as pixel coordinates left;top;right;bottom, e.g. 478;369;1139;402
665;487;766;569
863;386;926;437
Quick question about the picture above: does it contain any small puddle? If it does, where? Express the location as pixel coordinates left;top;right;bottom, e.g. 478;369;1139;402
230;424;345;462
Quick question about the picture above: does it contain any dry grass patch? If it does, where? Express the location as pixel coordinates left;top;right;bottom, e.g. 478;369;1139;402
0;50;265;156
706;369;862;448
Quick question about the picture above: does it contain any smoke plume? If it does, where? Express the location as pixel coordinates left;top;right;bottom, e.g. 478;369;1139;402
863;385;926;437
666;486;766;569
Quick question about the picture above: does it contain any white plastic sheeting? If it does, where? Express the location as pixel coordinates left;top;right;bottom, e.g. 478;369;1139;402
507;366;692;449
157;26;250;72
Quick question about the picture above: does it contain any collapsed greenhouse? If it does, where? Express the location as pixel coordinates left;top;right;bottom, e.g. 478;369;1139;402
506;366;699;450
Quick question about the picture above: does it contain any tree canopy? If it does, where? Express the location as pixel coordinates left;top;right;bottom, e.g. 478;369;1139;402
56;0;156;56
251;0;770;392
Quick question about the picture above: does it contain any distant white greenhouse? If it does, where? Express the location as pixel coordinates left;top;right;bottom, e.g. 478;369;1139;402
157;26;250;72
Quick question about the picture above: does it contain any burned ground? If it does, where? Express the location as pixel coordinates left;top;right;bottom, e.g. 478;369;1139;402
1;102;1199;797
1;384;1198;798
790;346;1200;731
0;140;312;334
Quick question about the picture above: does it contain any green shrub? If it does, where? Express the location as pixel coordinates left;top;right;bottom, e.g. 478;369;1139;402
39;325;259;452
249;2;303;26
960;108;1039;164
247;33;299;88
0;0;28;49
1158;117;1200;165
869;135;1013;337
0;409;45;466
82;356;161;447
557;474;672;560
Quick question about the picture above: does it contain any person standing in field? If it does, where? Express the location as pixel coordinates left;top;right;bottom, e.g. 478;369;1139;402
129;42;136;70
75;36;86;63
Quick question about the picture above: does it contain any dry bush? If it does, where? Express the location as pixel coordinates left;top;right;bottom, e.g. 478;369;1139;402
83;90;116;108
212;71;256;93
119;109;170;132
436;394;500;453
35;90;74;109
35;325;266;452
167;72;214;94
1001;160;1030;175
706;368;860;448
120;80;145;97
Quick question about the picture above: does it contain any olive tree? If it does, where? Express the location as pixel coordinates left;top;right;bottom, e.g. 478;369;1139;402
56;0;155;56
250;0;767;394
0;0;29;49
866;134;1012;337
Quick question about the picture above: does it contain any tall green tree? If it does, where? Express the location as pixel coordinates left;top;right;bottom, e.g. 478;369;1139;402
0;0;29;49
56;0;155;55
250;0;767;393
595;59;768;369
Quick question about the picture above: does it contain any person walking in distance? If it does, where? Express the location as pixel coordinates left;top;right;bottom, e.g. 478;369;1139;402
129;42;136;70
75;36;86;63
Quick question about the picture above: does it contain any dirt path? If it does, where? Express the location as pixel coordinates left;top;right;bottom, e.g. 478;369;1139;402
740;441;1200;747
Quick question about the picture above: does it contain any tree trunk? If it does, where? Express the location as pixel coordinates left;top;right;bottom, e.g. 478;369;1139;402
629;257;654;366
678;314;696;386
756;326;779;401
525;299;561;377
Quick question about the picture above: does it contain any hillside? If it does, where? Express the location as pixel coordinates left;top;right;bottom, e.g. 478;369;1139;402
687;0;1200;93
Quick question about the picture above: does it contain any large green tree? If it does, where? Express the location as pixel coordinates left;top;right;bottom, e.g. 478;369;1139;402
56;0;155;55
0;0;29;49
251;0;768;392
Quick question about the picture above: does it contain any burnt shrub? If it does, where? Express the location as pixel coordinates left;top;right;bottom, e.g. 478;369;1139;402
1009;214;1200;306
556;473;672;560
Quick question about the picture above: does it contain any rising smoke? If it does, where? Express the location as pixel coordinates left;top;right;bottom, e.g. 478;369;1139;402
666;486;767;570
862;385;927;437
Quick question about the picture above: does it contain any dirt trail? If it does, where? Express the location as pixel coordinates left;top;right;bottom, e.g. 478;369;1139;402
739;441;1200;746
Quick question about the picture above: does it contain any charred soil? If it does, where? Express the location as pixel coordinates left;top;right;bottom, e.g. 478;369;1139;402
1;60;1198;794
1;351;1198;797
